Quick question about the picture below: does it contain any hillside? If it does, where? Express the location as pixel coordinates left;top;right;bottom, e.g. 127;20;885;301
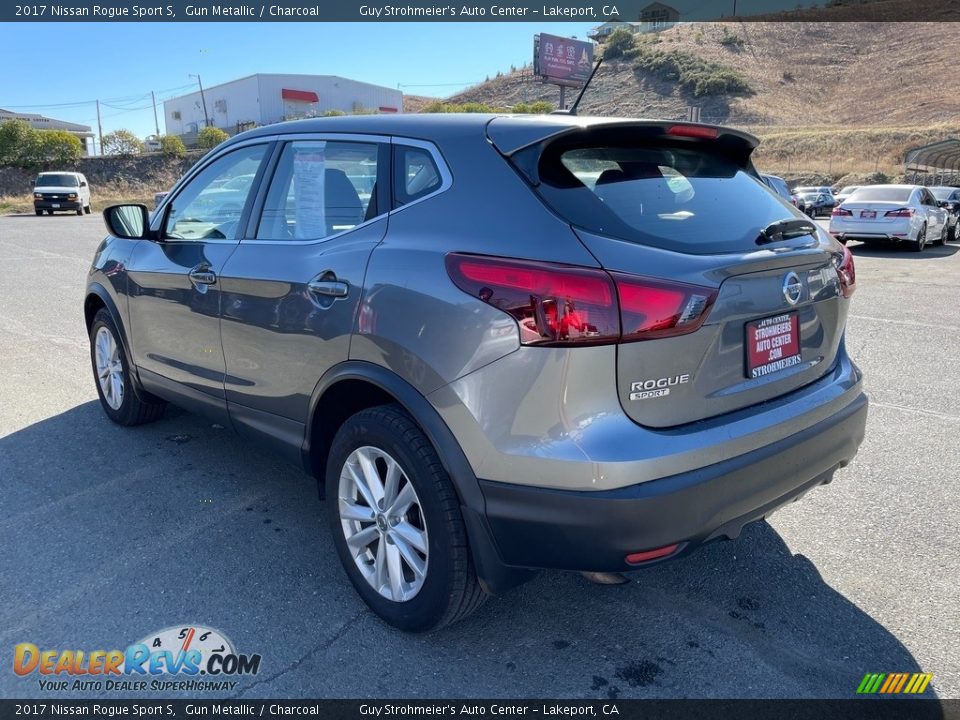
447;22;960;127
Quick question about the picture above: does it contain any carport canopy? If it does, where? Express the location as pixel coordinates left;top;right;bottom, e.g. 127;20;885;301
904;138;960;185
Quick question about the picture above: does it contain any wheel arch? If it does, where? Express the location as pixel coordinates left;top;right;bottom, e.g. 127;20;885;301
304;360;532;595
85;283;136;373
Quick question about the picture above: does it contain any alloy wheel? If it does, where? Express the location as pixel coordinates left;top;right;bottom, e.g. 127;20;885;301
94;326;124;410
338;446;429;602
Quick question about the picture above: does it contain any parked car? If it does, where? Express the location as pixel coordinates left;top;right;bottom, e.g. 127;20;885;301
761;173;793;203
794;189;836;217
33;171;90;216
85;115;867;631
834;185;861;205
830;184;949;251
929;185;960;241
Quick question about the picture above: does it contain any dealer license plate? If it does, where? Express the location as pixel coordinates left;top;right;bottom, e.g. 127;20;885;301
745;312;802;379
860;210;876;219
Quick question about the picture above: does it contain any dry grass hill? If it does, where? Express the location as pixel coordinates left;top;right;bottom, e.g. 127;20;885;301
429;22;960;181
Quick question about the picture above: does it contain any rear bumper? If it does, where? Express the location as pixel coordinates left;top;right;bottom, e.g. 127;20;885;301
830;219;912;241
479;391;868;572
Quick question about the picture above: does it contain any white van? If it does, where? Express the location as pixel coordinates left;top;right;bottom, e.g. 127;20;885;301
33;171;91;216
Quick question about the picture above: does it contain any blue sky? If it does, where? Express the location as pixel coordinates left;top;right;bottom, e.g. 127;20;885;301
0;22;598;138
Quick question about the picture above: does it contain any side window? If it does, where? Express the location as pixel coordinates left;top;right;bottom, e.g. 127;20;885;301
256;140;381;241
393;145;443;208
163;144;267;240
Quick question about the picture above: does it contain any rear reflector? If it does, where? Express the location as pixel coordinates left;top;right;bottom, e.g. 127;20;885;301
665;124;719;140
625;544;680;565
884;208;914;217
445;253;716;346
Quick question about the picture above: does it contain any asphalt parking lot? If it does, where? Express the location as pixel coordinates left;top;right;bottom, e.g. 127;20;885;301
1;213;958;700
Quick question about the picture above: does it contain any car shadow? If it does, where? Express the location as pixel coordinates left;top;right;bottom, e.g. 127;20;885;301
848;240;959;259
0;402;940;704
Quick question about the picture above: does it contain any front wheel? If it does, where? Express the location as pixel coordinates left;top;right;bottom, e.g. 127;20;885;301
35;209;42;216
89;309;165;425
326;405;487;632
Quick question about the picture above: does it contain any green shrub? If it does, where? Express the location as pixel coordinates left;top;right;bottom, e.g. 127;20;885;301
322;110;347;117
633;46;753;97
102;129;144;156
159;134;186;157
421;101;501;114
511;101;555;114
197;126;230;149
0;119;35;167
34;130;84;165
1;121;84;168
603;28;639;60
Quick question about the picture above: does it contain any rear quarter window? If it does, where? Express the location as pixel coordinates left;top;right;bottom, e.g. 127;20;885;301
530;141;804;255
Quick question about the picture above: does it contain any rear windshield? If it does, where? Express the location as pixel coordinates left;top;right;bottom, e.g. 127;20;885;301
848;187;912;203
36;173;79;187
930;187;956;200
838;186;859;194
530;140;804;255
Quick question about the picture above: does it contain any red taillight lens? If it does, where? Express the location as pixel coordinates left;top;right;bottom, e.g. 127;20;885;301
613;274;717;341
884;208;914;217
665;124;719;140
625;543;681;565
445;254;716;346
832;207;853;217
836;245;856;299
445;254;619;345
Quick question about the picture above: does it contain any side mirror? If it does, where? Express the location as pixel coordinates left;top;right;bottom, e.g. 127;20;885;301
103;204;151;239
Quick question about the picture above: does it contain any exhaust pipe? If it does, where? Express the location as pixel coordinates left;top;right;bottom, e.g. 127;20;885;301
580;571;630;585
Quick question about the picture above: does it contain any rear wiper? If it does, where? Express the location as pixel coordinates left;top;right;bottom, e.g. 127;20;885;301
756;218;818;245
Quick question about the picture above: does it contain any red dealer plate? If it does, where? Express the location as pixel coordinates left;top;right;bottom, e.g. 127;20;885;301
745;312;802;379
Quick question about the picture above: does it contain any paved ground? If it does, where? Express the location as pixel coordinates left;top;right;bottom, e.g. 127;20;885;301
0;213;957;700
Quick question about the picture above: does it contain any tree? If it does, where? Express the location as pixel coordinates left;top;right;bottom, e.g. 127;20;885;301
0;119;37;167
197;126;229;149
603;28;638;60
32;130;83;165
159;134;186;157
102;129;145;156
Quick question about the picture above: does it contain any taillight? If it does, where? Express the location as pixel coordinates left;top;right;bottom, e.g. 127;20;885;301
665;124;719;140
832;207;853;217
835;245;856;299
613;274;716;341
445;253;716;346
884;208;914;217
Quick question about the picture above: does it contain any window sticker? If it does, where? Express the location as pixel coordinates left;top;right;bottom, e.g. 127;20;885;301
292;142;326;239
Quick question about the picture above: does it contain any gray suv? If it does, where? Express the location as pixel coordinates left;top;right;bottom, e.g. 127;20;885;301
86;115;867;632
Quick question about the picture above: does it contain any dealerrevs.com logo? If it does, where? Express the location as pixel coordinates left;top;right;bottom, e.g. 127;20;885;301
13;625;262;693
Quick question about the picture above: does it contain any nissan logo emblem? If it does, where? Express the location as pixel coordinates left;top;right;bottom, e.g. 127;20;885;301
783;271;803;305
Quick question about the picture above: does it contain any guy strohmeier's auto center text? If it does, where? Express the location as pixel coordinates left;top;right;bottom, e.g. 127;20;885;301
13;2;616;18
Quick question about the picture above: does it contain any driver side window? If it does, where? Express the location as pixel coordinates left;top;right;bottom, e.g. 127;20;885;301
163;144;267;240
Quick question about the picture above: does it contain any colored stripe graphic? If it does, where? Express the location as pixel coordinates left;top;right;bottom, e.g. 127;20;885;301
857;672;932;694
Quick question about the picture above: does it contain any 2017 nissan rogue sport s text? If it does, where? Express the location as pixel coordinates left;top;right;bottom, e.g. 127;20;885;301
85;115;867;631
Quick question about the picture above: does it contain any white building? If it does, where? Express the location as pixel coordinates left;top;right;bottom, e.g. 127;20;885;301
163;73;404;139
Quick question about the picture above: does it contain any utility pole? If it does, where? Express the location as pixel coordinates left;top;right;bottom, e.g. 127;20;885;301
151;91;160;136
190;74;209;128
95;99;104;156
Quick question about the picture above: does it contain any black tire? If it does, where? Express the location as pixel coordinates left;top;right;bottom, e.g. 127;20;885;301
84;205;91;215
933;224;947;246
46;210;53;215
89;308;165;426
326;404;487;632
35;209;42;216
912;225;926;253
949;224;957;243
76;207;83;216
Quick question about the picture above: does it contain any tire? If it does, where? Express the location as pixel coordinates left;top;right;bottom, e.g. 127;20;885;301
949;223;957;243
35;209;42;216
84;205;91;215
933;224;947;246
46;210;53;215
326;404;487;632
912;225;926;253
76;206;84;216
89;308;165;426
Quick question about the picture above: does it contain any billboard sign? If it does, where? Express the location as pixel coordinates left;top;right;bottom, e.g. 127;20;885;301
534;33;595;85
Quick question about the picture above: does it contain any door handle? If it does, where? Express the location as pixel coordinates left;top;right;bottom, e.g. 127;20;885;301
189;268;217;285
307;278;349;298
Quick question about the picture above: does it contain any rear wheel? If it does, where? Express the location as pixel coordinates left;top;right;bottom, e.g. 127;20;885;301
949;223;957;242
35;209;42;216
912;225;926;253
933;224;947;246
89;309;165;426
84;205;91;215
326;404;487;632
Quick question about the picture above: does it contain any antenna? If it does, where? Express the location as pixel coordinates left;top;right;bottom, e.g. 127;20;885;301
555;58;603;116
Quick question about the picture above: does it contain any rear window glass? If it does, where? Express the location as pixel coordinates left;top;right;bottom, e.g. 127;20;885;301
531;142;804;255
848;187;912;203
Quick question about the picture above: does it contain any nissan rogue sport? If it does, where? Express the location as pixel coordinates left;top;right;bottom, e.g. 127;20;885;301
85;114;867;632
